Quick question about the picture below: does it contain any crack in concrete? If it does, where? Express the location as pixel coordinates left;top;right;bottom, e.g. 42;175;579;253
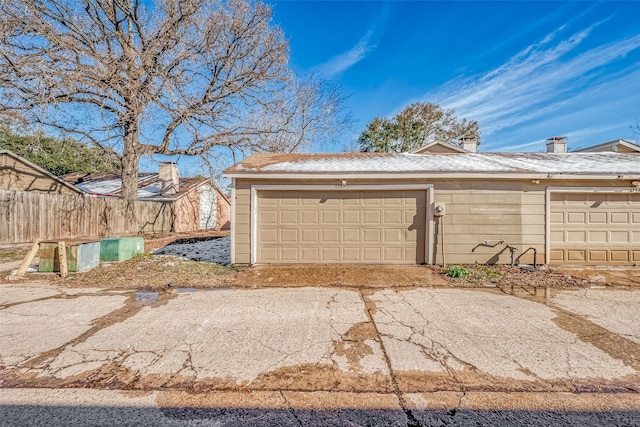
0;290;124;310
18;291;167;370
442;391;467;425
279;391;304;427
359;289;422;427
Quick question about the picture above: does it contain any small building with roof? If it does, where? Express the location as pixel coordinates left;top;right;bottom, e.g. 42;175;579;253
1;149;83;195
64;162;230;232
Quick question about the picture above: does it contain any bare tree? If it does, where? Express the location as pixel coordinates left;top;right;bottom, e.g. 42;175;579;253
241;72;351;153
632;117;640;144
0;0;289;199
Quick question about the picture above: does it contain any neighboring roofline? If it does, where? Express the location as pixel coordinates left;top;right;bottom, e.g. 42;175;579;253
0;149;85;194
573;139;640;153
111;173;159;195
409;140;467;153
225;172;640;181
139;178;231;204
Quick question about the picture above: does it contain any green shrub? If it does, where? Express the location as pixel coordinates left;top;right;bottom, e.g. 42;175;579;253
445;265;469;278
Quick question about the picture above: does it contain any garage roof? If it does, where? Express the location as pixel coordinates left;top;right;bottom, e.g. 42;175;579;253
225;152;640;177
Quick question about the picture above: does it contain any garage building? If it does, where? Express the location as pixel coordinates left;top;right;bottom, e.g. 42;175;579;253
224;139;640;266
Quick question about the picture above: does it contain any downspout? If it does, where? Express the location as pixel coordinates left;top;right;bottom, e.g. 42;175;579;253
441;218;446;268
434;203;446;267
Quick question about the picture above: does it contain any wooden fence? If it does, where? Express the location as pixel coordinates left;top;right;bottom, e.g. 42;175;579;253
0;190;175;245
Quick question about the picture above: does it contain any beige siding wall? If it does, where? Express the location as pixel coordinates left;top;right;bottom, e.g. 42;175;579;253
232;177;633;265
1;154;79;195
432;181;544;265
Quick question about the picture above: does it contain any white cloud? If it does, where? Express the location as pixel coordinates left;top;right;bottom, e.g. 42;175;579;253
314;2;391;78
431;22;640;139
315;30;378;78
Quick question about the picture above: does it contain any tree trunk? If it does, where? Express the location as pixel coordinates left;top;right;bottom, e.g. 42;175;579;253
121;137;140;201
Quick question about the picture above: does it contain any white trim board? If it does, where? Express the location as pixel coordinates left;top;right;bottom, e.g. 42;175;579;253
227;172;640;180
544;186;639;264
249;184;434;265
230;178;236;265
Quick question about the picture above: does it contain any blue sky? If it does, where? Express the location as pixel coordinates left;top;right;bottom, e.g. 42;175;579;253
268;0;640;153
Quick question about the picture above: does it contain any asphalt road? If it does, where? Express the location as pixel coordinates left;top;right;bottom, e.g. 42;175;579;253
1;282;639;426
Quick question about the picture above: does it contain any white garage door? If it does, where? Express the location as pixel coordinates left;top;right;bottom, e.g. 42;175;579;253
550;192;640;265
257;190;427;264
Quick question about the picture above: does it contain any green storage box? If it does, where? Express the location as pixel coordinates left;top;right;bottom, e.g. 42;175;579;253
39;240;101;273
100;237;145;262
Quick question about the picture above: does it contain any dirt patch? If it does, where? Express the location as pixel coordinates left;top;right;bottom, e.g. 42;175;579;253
438;265;612;288
0;362;395;394
24;255;241;290
552;266;640;288
235;265;448;288
395;369;640;394
333;322;378;371
7;262;452;290
551;309;640;371
0;247;29;263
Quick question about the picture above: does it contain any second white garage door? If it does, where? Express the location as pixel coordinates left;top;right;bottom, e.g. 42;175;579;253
257;190;427;264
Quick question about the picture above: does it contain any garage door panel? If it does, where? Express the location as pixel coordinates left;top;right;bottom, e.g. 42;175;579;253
301;211;319;224
610;231;630;243
260;247;278;262
588;231;607;243
363;247;382;261
550;192;639;265
567;250;586;262
567;212;586;223
382;228;400;243
321;229;339;243
342;210;360;224
261;229;278;243
282;247;300;260
588;251;608;263
301;229;319;243
322;211;339;224
363;211;381;224
281;211;298;225
300;247;318;262
258;190;426;264
322;247;339;261
262;211;278;224
280;229;298;243
567;231;586;243
342;228;360;243
342;247;361;261
550;212;564;223
610;212;629;223
363;229;381;243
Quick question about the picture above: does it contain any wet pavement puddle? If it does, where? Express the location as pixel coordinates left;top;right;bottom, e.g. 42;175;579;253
136;288;159;306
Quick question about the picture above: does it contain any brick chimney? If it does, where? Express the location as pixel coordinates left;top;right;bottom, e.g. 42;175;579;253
159;162;179;195
546;136;567;153
459;135;478;153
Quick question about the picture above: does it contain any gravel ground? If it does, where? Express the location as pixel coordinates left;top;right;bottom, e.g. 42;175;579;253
152;236;231;265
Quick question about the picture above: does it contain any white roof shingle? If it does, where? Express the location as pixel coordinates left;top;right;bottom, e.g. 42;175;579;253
225;152;640;176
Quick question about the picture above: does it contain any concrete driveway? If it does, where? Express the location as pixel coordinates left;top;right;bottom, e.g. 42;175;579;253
1;283;639;425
